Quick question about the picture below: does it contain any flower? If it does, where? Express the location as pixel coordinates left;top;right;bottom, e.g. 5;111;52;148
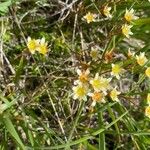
124;8;138;22
37;37;48;55
145;67;150;78
110;88;121;102
88;92;105;106
103;5;112;18
111;64;122;79
90;47;99;61
127;48;135;58
73;84;88;100
147;93;150;105
76;69;90;84
83;12;97;24
145;106;150;118
136;52;148;66
90;73;111;93
121;24;133;38
27;37;39;54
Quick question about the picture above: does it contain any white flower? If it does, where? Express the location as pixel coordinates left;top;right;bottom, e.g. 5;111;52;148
136;52;148;66
72;84;88;101
110;87;121;102
103;5;112;18
127;48;135;58
27;37;39;54
76;69;90;84
124;8;138;22
88;91;106;106
90;46;100;61
90;73;111;93
121;24;133;38
37;37;48;55
83;12;97;23
111;64;123;79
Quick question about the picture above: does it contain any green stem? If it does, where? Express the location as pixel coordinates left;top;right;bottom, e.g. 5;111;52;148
65;100;85;150
97;104;105;150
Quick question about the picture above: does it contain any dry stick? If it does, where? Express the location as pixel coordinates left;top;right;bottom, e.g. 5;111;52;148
71;13;78;116
72;13;78;49
0;19;4;66
10;7;27;44
0;18;15;75
44;85;68;142
65;101;85;150
59;0;71;21
67;12;79;138
50;0;79;18
60;0;78;20
33;58;68;141
40;64;68;142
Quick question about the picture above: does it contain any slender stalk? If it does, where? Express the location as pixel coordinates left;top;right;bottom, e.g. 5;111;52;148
97;104;105;150
65;100;85;150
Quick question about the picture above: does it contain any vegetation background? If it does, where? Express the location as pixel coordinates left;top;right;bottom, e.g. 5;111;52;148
0;0;150;149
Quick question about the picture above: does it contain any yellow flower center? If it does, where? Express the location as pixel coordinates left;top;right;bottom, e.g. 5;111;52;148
103;7;111;17
110;89;119;101
125;13;133;22
112;65;121;74
137;58;146;66
92;79;102;89
27;39;37;53
122;26;129;36
38;44;48;55
79;73;88;83
85;13;95;23
104;10;109;16
92;79;109;90
92;92;103;102
76;86;87;97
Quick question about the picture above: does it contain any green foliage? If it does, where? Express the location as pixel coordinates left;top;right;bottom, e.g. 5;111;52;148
0;0;150;149
0;0;12;15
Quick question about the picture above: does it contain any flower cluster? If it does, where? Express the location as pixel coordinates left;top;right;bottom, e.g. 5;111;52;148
73;69;90;101
73;67;121;107
83;5;112;24
127;50;150;119
122;8;138;38
135;52;150;79
83;6;138;38
76;4;149;119
27;37;48;55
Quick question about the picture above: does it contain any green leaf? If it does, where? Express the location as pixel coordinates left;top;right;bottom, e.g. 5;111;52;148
133;18;150;26
26;110;128;149
0;0;12;15
14;56;25;84
3;115;25;149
